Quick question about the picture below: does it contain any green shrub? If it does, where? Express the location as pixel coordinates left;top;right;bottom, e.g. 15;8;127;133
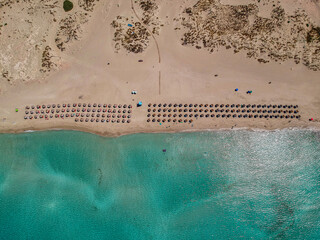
63;0;73;12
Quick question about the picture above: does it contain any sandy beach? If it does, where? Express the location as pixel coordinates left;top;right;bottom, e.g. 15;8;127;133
0;0;320;136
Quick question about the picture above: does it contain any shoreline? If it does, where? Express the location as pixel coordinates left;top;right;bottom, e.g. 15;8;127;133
1;124;319;138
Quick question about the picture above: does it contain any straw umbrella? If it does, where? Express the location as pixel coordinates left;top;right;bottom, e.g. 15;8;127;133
81;113;85;117
238;114;242;118
226;104;229;108
216;114;220;118
96;119;100;122
147;119;150;122
210;104;213;108
252;104;256;108
153;104;157;107
232;114;236;118
246;104;251;108
294;105;298;109
211;114;215;118
194;104;198;107
127;119;131;123
152;119;156;122
173;119;177;123
236;104;240;108
128;105;132;108
195;114;199;118
179;104;182;107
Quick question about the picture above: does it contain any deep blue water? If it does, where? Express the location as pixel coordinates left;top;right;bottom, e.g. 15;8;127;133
0;130;320;239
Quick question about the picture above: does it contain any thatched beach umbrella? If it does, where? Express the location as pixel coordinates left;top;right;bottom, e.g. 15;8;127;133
211;114;215;117
152;119;156;122
294;105;298;109
127;119;131;123
238;114;242;118
232;114;236;118
226;104;229;108
236;104;240;108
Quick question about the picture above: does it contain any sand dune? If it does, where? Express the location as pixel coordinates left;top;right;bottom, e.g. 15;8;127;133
0;0;319;136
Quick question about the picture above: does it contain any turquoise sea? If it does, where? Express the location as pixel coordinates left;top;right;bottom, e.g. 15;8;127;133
0;130;319;239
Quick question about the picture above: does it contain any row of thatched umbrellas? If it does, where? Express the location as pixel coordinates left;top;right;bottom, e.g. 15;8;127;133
148;103;298;109
147;113;300;118
24;113;132;120
147;114;301;122
25;104;132;109
148;108;299;114
25;108;132;114
74;118;131;123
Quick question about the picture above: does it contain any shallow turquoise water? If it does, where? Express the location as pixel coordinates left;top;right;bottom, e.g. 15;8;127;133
0;130;319;239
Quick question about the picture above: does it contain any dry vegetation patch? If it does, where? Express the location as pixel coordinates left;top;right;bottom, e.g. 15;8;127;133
180;0;320;71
